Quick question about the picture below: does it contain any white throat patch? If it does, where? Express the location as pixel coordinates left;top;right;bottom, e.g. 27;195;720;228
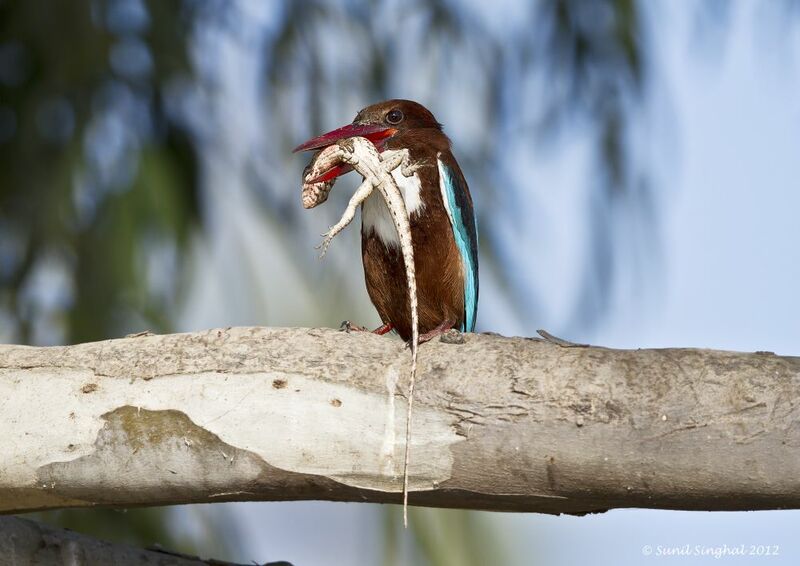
361;151;424;247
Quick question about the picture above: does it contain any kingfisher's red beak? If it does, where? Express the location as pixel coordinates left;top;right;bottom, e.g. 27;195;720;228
293;123;396;153
293;123;397;183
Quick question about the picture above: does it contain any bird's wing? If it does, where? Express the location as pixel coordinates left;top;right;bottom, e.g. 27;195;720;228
437;154;479;332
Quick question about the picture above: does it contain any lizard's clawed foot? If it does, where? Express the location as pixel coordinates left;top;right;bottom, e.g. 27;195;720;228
316;233;334;258
400;162;422;177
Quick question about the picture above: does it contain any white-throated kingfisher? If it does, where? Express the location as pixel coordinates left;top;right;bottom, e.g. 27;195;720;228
294;99;478;342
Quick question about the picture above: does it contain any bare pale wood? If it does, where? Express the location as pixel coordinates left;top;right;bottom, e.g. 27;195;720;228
1;327;798;515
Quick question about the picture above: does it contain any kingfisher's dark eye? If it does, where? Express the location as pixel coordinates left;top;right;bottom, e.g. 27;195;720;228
386;109;404;124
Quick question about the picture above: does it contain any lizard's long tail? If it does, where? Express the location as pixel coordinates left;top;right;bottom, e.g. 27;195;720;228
399;229;418;529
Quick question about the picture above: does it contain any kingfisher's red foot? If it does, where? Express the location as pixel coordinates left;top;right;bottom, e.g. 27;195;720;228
373;322;394;335
410;319;457;346
340;320;395;335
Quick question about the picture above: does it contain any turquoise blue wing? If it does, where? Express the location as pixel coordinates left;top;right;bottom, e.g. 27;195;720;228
437;155;479;332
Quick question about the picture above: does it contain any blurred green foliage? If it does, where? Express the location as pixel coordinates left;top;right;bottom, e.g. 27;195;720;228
1;0;204;553
0;0;200;346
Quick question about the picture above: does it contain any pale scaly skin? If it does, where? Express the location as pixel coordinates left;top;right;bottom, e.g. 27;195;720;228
301;136;419;526
301;148;338;209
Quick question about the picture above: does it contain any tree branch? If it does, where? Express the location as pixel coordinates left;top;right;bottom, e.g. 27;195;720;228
0;515;291;565
1;327;798;515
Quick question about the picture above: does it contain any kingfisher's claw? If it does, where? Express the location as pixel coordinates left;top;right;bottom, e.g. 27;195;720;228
340;320;367;333
439;328;466;344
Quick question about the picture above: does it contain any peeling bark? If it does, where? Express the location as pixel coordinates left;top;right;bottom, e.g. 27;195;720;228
1;327;799;515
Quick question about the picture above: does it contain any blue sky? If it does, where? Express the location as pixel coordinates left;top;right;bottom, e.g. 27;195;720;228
634;3;800;355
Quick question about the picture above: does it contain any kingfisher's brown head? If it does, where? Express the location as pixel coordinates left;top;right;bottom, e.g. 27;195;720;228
294;99;441;153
